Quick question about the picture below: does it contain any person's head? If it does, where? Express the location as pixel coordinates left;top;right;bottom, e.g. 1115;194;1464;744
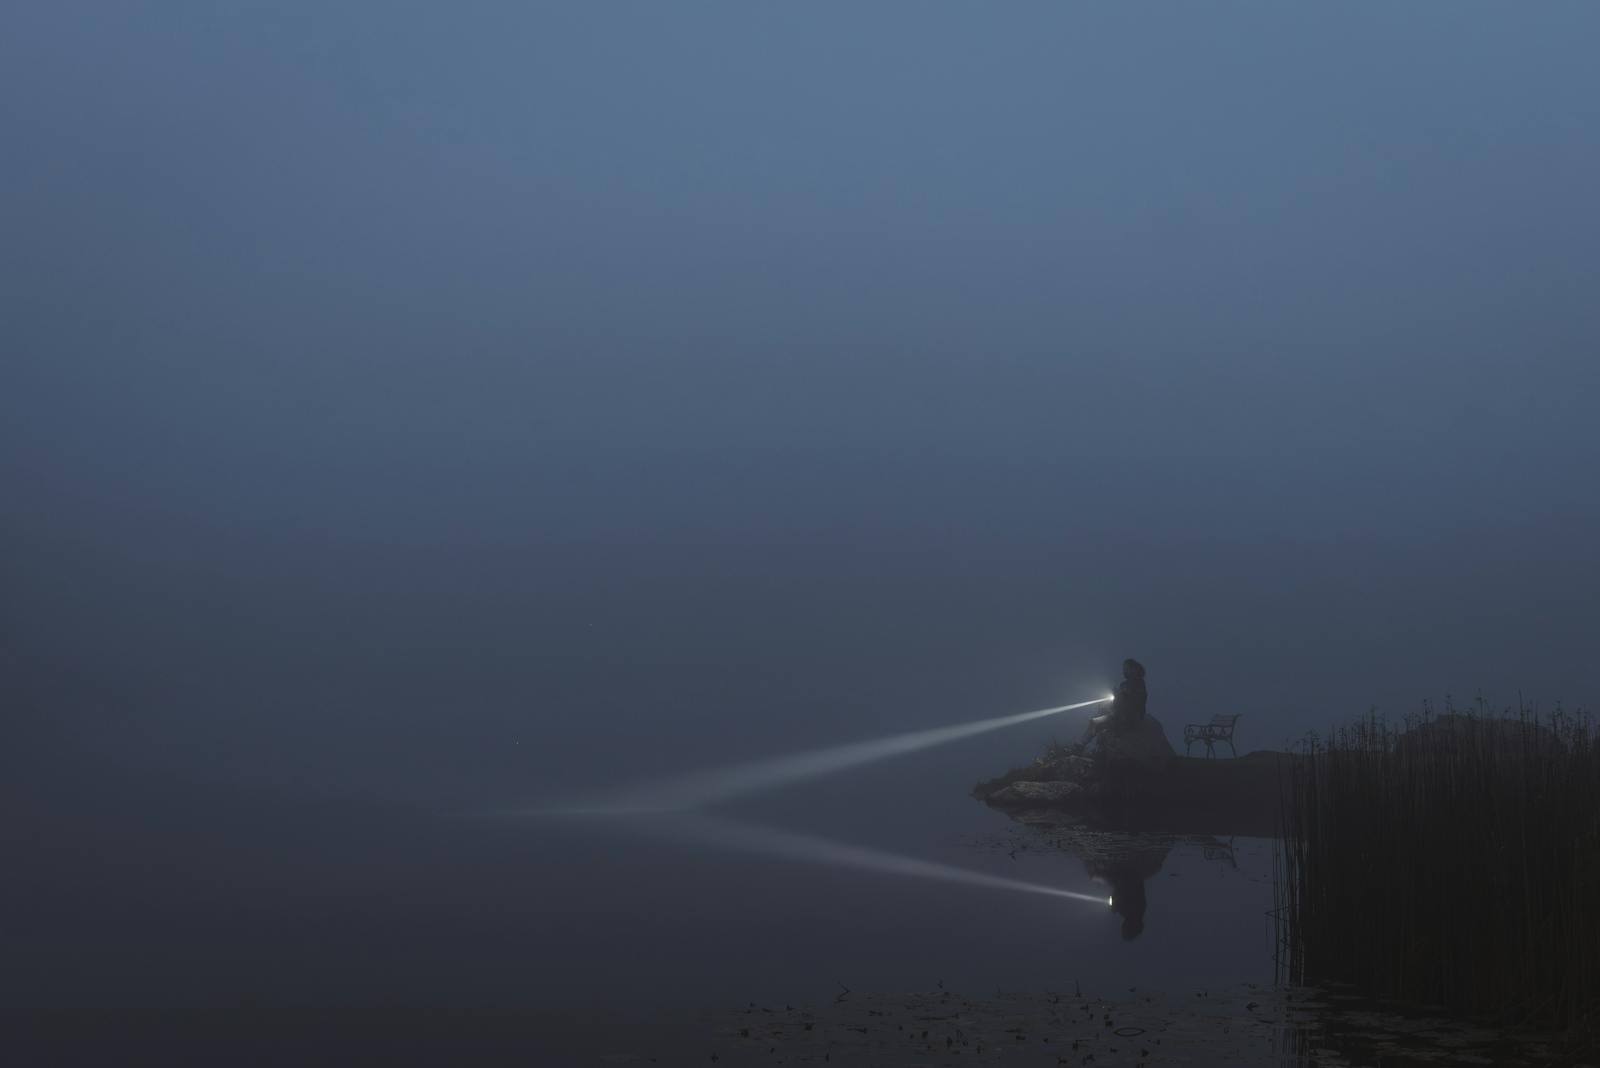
1122;658;1145;680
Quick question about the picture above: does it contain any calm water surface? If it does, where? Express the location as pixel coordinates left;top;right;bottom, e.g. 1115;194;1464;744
12;742;1276;1016
11;536;1495;1023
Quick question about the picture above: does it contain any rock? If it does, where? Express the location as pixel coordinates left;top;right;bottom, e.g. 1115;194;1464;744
987;780;1086;807
979;723;1293;834
1094;715;1177;769
1058;755;1097;777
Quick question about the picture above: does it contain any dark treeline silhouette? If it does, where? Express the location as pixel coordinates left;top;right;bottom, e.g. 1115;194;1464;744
1277;701;1600;1055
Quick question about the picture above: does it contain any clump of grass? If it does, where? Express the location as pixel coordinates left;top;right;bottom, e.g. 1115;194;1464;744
1277;699;1600;1052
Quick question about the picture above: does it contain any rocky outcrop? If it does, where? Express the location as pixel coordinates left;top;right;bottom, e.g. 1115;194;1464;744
985;780;1086;806
976;716;1176;806
1097;715;1177;769
975;715;1291;837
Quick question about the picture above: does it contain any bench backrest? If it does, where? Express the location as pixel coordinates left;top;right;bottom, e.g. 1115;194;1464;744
1210;713;1241;728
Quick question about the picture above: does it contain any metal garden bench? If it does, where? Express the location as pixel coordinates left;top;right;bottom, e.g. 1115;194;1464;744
1184;713;1241;758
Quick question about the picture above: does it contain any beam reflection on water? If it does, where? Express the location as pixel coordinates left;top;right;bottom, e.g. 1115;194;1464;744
640;811;1111;907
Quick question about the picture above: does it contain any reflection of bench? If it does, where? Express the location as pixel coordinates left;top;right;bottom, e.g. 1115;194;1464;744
1184;713;1241;758
1201;836;1237;869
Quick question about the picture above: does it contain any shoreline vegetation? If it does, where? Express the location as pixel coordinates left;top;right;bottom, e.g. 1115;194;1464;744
1278;702;1600;1061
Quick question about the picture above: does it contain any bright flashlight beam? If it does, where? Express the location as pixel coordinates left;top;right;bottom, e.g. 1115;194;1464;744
546;696;1113;814
659;812;1109;906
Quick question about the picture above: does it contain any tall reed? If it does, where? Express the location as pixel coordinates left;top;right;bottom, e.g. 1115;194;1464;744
1278;700;1599;1047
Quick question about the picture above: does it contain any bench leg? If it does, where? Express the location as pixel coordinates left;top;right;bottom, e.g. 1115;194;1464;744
1225;739;1236;757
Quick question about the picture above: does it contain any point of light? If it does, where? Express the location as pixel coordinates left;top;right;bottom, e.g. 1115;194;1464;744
524;694;1116;814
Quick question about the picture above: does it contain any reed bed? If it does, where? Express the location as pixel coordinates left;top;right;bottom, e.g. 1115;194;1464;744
1278;700;1600;1049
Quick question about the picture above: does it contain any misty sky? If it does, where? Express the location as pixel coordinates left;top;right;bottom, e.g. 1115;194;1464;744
5;3;1600;805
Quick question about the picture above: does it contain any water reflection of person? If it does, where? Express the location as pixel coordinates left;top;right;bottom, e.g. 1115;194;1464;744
1104;867;1148;940
1084;838;1167;941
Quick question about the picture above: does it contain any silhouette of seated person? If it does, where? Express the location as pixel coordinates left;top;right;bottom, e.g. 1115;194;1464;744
1084;658;1149;743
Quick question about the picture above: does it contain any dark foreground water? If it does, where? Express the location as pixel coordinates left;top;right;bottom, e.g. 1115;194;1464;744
16;749;1572;1067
